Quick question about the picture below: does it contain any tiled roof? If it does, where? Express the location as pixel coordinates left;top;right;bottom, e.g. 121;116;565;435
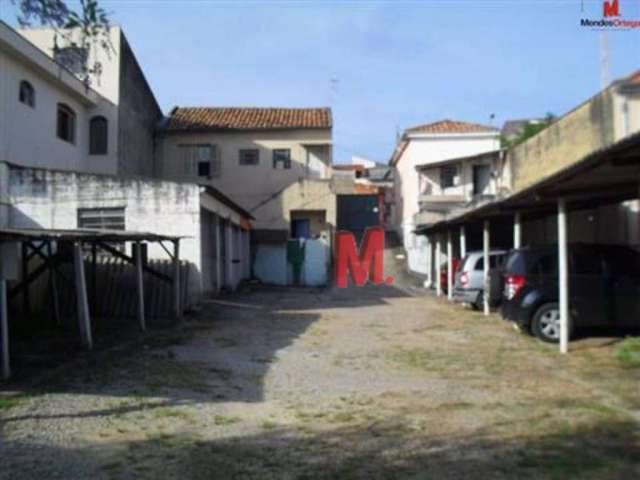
405;120;498;135
164;107;332;131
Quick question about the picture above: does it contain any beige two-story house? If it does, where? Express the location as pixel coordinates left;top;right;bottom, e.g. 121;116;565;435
156;107;335;242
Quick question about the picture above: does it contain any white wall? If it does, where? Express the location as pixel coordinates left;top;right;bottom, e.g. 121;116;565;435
394;133;499;274
0;29;118;174
157;128;332;214
7;165;203;301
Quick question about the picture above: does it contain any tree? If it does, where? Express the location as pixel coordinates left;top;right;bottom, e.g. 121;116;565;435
11;0;112;86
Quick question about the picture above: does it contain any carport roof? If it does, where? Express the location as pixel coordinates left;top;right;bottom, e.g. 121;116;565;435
0;227;183;242
416;130;640;234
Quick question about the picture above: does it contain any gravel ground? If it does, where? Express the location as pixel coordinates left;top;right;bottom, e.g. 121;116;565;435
1;284;639;479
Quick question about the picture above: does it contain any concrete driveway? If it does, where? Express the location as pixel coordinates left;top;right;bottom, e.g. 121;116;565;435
1;285;639;479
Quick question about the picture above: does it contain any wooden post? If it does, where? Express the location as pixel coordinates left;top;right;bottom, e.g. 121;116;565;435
0;277;10;380
215;216;222;292
426;237;433;288
73;243;93;350
21;242;30;318
447;230;453;301
226;221;233;289
134;242;146;332
91;243;97;314
558;199;569;354
483;220;490;316
460;225;467;260
172;240;181;321
47;241;61;326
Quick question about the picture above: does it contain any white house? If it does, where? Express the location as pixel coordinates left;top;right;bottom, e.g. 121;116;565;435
0;21;252;310
0;21;119;174
391;120;500;274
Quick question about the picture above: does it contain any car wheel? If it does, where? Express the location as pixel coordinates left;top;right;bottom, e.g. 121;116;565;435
531;303;568;343
472;292;483;311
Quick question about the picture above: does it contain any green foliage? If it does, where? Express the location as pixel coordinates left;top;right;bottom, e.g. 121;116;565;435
11;0;112;85
615;337;640;368
501;113;556;149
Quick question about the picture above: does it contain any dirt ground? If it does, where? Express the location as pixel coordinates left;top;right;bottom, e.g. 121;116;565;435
1;284;639;479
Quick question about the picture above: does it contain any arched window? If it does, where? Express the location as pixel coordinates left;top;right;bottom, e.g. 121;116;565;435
19;80;35;107
57;103;76;144
89;116;108;155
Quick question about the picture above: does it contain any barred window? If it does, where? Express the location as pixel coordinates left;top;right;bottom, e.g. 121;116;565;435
239;149;259;166
78;207;125;230
179;144;219;178
440;165;458;189
273;149;291;169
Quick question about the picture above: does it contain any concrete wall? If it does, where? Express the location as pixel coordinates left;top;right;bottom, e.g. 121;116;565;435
0;36;118;174
251;179;337;235
117;32;162;177
156;128;332;215
6;164;203;302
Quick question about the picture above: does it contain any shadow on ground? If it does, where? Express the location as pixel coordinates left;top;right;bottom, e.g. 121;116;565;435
2;415;638;479
0;283;413;411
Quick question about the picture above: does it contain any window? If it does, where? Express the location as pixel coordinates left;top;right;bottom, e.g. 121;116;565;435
57;103;76;143
179;145;219;178
89;116;108;155
440;165;458;189
19;80;35;107
78;207;125;253
273;149;291;169
239;149;259;166
474;254;503;271
78;207;125;230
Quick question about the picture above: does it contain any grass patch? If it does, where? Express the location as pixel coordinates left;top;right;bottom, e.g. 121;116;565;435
213;415;241;426
152;408;192;420
0;397;23;411
614;337;640;368
261;420;278;430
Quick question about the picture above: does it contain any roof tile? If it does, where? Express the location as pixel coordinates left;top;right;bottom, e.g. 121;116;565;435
406;119;498;134
164;107;332;131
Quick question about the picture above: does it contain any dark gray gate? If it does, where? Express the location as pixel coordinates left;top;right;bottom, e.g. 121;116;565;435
337;194;380;232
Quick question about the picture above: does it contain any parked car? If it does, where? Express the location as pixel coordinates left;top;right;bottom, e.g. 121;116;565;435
452;250;507;309
501;244;640;343
440;258;460;294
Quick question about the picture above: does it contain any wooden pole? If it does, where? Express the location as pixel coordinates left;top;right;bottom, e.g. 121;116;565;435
172;240;181;321
73;243;92;350
0;277;10;380
215;216;222;292
447;230;453;301
558;199;569;354
483;220;490;316
426;237;433;288
460;225;466;259
47;241;61;326
134;242;146;332
22;242;30;319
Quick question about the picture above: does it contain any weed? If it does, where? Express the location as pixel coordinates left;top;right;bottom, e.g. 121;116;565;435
615;338;640;368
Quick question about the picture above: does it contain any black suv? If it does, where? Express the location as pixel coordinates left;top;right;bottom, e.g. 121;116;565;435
501;244;640;342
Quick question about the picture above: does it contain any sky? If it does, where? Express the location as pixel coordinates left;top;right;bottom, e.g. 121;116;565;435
2;0;640;164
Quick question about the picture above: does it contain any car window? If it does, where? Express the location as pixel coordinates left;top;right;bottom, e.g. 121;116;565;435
532;254;557;276
606;248;640;277
474;254;503;271
572;251;602;275
504;251;526;275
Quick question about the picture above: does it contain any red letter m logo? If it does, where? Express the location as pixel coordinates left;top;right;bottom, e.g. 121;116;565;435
603;0;620;17
334;227;393;288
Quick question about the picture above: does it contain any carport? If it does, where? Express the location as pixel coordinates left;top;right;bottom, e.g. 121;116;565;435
0;228;183;379
416;131;640;353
